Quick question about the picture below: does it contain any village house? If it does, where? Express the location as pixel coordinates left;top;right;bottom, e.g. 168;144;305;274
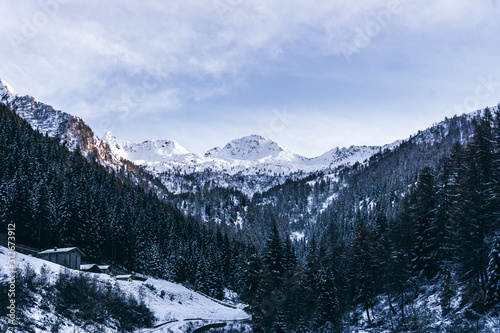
38;247;84;270
98;265;110;274
79;264;112;274
115;274;148;282
80;264;102;273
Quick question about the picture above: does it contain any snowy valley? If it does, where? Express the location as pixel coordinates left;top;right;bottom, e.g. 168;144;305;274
2;77;500;332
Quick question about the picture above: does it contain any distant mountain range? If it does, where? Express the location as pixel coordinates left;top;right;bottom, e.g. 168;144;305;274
103;131;396;177
0;77;489;225
0;78;396;181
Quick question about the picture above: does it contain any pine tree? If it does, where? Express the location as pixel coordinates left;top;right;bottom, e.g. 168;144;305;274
237;252;262;303
348;223;377;324
314;265;339;326
146;240;167;278
283;237;297;274
303;236;320;315
253;221;286;331
262;221;285;289
440;269;454;316
412;167;441;278
486;239;500;310
195;258;209;295
205;253;224;300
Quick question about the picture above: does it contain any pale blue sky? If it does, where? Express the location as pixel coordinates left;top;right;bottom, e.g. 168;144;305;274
1;0;500;157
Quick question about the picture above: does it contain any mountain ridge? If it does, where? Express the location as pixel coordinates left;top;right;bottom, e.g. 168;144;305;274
2;77;492;201
102;131;389;178
1;79;386;180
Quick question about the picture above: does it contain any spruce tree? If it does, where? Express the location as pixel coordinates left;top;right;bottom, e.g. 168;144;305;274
412;166;441;278
254;221;286;331
195;258;209;295
314;265;339;326
486;239;500;310
262;221;285;288
348;223;377;324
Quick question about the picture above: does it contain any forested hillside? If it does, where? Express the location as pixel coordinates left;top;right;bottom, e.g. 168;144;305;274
301;107;500;331
3;98;500;331
236;107;500;331
0;103;256;300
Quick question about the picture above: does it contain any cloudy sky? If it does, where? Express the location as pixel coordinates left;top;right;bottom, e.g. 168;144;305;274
1;0;500;157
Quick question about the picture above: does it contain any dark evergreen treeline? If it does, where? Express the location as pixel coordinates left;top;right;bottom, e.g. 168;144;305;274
0;104;257;301
248;107;500;331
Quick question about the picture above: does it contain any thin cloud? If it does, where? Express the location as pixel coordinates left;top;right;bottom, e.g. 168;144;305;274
0;0;499;155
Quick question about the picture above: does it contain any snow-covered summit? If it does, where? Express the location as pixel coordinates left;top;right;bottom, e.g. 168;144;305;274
205;135;306;163
0;78;398;195
102;131;205;173
104;131;191;158
0;79;17;103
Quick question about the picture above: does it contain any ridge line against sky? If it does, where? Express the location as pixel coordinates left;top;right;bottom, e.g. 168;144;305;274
1;0;500;157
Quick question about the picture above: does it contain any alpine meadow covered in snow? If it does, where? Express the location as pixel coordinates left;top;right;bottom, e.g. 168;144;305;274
2;1;500;332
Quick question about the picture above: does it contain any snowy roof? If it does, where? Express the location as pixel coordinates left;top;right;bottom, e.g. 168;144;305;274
98;265;110;270
80;264;100;270
39;247;85;256
131;274;148;281
116;275;132;280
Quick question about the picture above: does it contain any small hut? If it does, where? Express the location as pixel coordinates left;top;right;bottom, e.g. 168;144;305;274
80;264;102;273
38;247;84;270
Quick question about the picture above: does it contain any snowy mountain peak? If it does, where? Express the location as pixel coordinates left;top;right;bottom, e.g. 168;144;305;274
138;138;191;157
0;79;16;94
103;132;191;157
1;78;403;196
103;130;118;141
102;132;200;173
0;78;17;104
205;134;300;162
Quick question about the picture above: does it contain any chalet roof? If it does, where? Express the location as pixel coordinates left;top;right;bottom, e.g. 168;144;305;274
98;265;110;270
115;274;148;281
39;247;85;256
131;274;148;281
80;264;100;271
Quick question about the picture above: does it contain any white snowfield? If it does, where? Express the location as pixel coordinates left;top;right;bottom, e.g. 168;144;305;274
0;246;250;332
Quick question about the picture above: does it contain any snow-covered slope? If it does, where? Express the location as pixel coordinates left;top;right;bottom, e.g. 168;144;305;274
310;145;380;168
0;246;249;332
